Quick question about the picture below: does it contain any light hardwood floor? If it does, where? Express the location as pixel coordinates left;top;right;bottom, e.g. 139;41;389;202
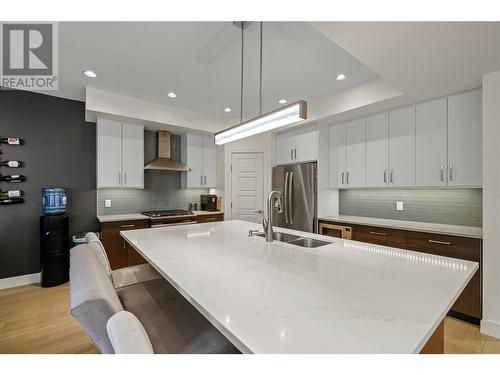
1;282;500;354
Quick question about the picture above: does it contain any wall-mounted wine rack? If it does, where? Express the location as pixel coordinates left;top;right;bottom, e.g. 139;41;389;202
0;137;25;205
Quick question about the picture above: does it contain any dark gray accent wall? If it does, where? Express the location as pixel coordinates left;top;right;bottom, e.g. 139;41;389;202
0;89;97;279
339;188;482;227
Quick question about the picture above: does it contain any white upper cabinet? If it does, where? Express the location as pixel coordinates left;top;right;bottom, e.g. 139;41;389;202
345;118;366;188
328;123;346;188
121;123;144;188
366;113;389;187
447;89;482;187
203;135;217;188
181;133;217;188
97;118;144;189
388;105;416;187
276;126;317;165
415;97;448;186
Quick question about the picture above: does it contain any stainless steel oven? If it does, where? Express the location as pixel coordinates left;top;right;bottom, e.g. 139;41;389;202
318;222;352;240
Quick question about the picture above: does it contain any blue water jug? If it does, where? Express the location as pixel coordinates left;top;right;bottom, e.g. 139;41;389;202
42;188;67;215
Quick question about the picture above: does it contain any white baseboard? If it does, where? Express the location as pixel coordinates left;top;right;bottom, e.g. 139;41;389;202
0;273;41;290
481;319;500;339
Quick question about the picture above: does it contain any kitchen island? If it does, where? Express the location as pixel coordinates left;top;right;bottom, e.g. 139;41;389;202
121;220;478;354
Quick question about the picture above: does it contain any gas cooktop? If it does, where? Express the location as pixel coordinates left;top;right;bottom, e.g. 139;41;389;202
141;209;193;218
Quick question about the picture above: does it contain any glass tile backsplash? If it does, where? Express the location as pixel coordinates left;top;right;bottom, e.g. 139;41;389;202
339;188;482;227
97;170;208;215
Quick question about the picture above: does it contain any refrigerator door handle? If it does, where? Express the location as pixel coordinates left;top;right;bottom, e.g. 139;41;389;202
288;171;294;224
284;171;289;223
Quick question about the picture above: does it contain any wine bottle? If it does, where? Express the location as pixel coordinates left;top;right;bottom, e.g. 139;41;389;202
0;174;25;183
0;160;23;168
0;197;24;205
0;190;23;199
0;137;24;145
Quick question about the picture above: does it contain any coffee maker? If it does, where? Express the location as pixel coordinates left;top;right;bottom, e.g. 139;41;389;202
200;195;218;211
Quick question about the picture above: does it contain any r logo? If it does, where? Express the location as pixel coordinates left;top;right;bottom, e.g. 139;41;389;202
2;23;53;76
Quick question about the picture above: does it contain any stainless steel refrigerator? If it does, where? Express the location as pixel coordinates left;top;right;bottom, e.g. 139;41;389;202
272;162;317;233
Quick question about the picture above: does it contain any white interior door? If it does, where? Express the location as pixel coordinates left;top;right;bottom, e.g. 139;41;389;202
231;153;264;223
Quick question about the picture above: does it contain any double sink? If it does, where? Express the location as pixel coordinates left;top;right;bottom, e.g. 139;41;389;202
255;231;332;248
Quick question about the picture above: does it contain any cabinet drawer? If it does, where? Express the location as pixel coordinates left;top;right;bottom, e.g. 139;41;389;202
406;231;480;261
196;213;224;223
355;225;406;248
100;219;149;270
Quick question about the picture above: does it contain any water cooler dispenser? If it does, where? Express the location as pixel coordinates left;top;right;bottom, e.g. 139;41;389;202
40;188;69;287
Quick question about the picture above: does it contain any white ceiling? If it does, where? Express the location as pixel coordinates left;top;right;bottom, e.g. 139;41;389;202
57;21;377;119
310;22;500;124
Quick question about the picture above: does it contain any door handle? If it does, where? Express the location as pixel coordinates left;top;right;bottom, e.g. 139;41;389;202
284;172;289;223
288;171;294;224
254;209;263;214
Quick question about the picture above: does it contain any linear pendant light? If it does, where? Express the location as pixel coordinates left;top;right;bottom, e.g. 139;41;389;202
214;22;307;146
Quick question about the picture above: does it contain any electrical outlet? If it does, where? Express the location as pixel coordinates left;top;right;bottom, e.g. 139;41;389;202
396;201;404;211
105;199;112;208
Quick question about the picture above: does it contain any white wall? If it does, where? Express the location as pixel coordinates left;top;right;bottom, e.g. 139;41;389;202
223;132;275;219
481;70;500;338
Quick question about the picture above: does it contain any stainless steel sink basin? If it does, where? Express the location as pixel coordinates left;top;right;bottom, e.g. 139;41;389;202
255;231;332;248
287;238;332;248
256;232;300;242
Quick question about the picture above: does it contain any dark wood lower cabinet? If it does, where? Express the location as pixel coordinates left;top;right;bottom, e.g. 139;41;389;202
100;219;149;270
355;225;406;248
406;231;482;323
196;213;224;223
318;219;482;324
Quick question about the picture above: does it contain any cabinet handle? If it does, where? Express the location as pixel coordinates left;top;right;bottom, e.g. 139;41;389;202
346;172;350;185
205;217;216;221
124;172;127;185
290;149;294;160
428;239;451;245
449;164;453;182
341;172;344;185
294;148;297;160
440;165;444;182
201;175;203;185
118;171;121;185
390;169;394;184
384;169;387;184
370;231;387;236
120;224;135;228
204;175;207;185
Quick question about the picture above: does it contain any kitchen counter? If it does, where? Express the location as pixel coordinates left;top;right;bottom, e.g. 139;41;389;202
319;215;482;239
97;213;149;222
121;220;477;353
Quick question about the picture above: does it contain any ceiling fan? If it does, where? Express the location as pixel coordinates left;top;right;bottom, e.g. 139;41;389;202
194;22;253;65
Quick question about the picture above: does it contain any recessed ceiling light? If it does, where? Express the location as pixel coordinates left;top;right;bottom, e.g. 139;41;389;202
82;70;97;78
167;92;177;98
278;99;287;104
336;73;347;81
224;107;232;113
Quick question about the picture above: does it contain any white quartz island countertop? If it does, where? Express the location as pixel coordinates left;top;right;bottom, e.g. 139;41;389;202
121;220;478;354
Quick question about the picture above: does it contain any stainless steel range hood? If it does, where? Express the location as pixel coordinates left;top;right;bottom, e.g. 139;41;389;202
144;131;190;172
